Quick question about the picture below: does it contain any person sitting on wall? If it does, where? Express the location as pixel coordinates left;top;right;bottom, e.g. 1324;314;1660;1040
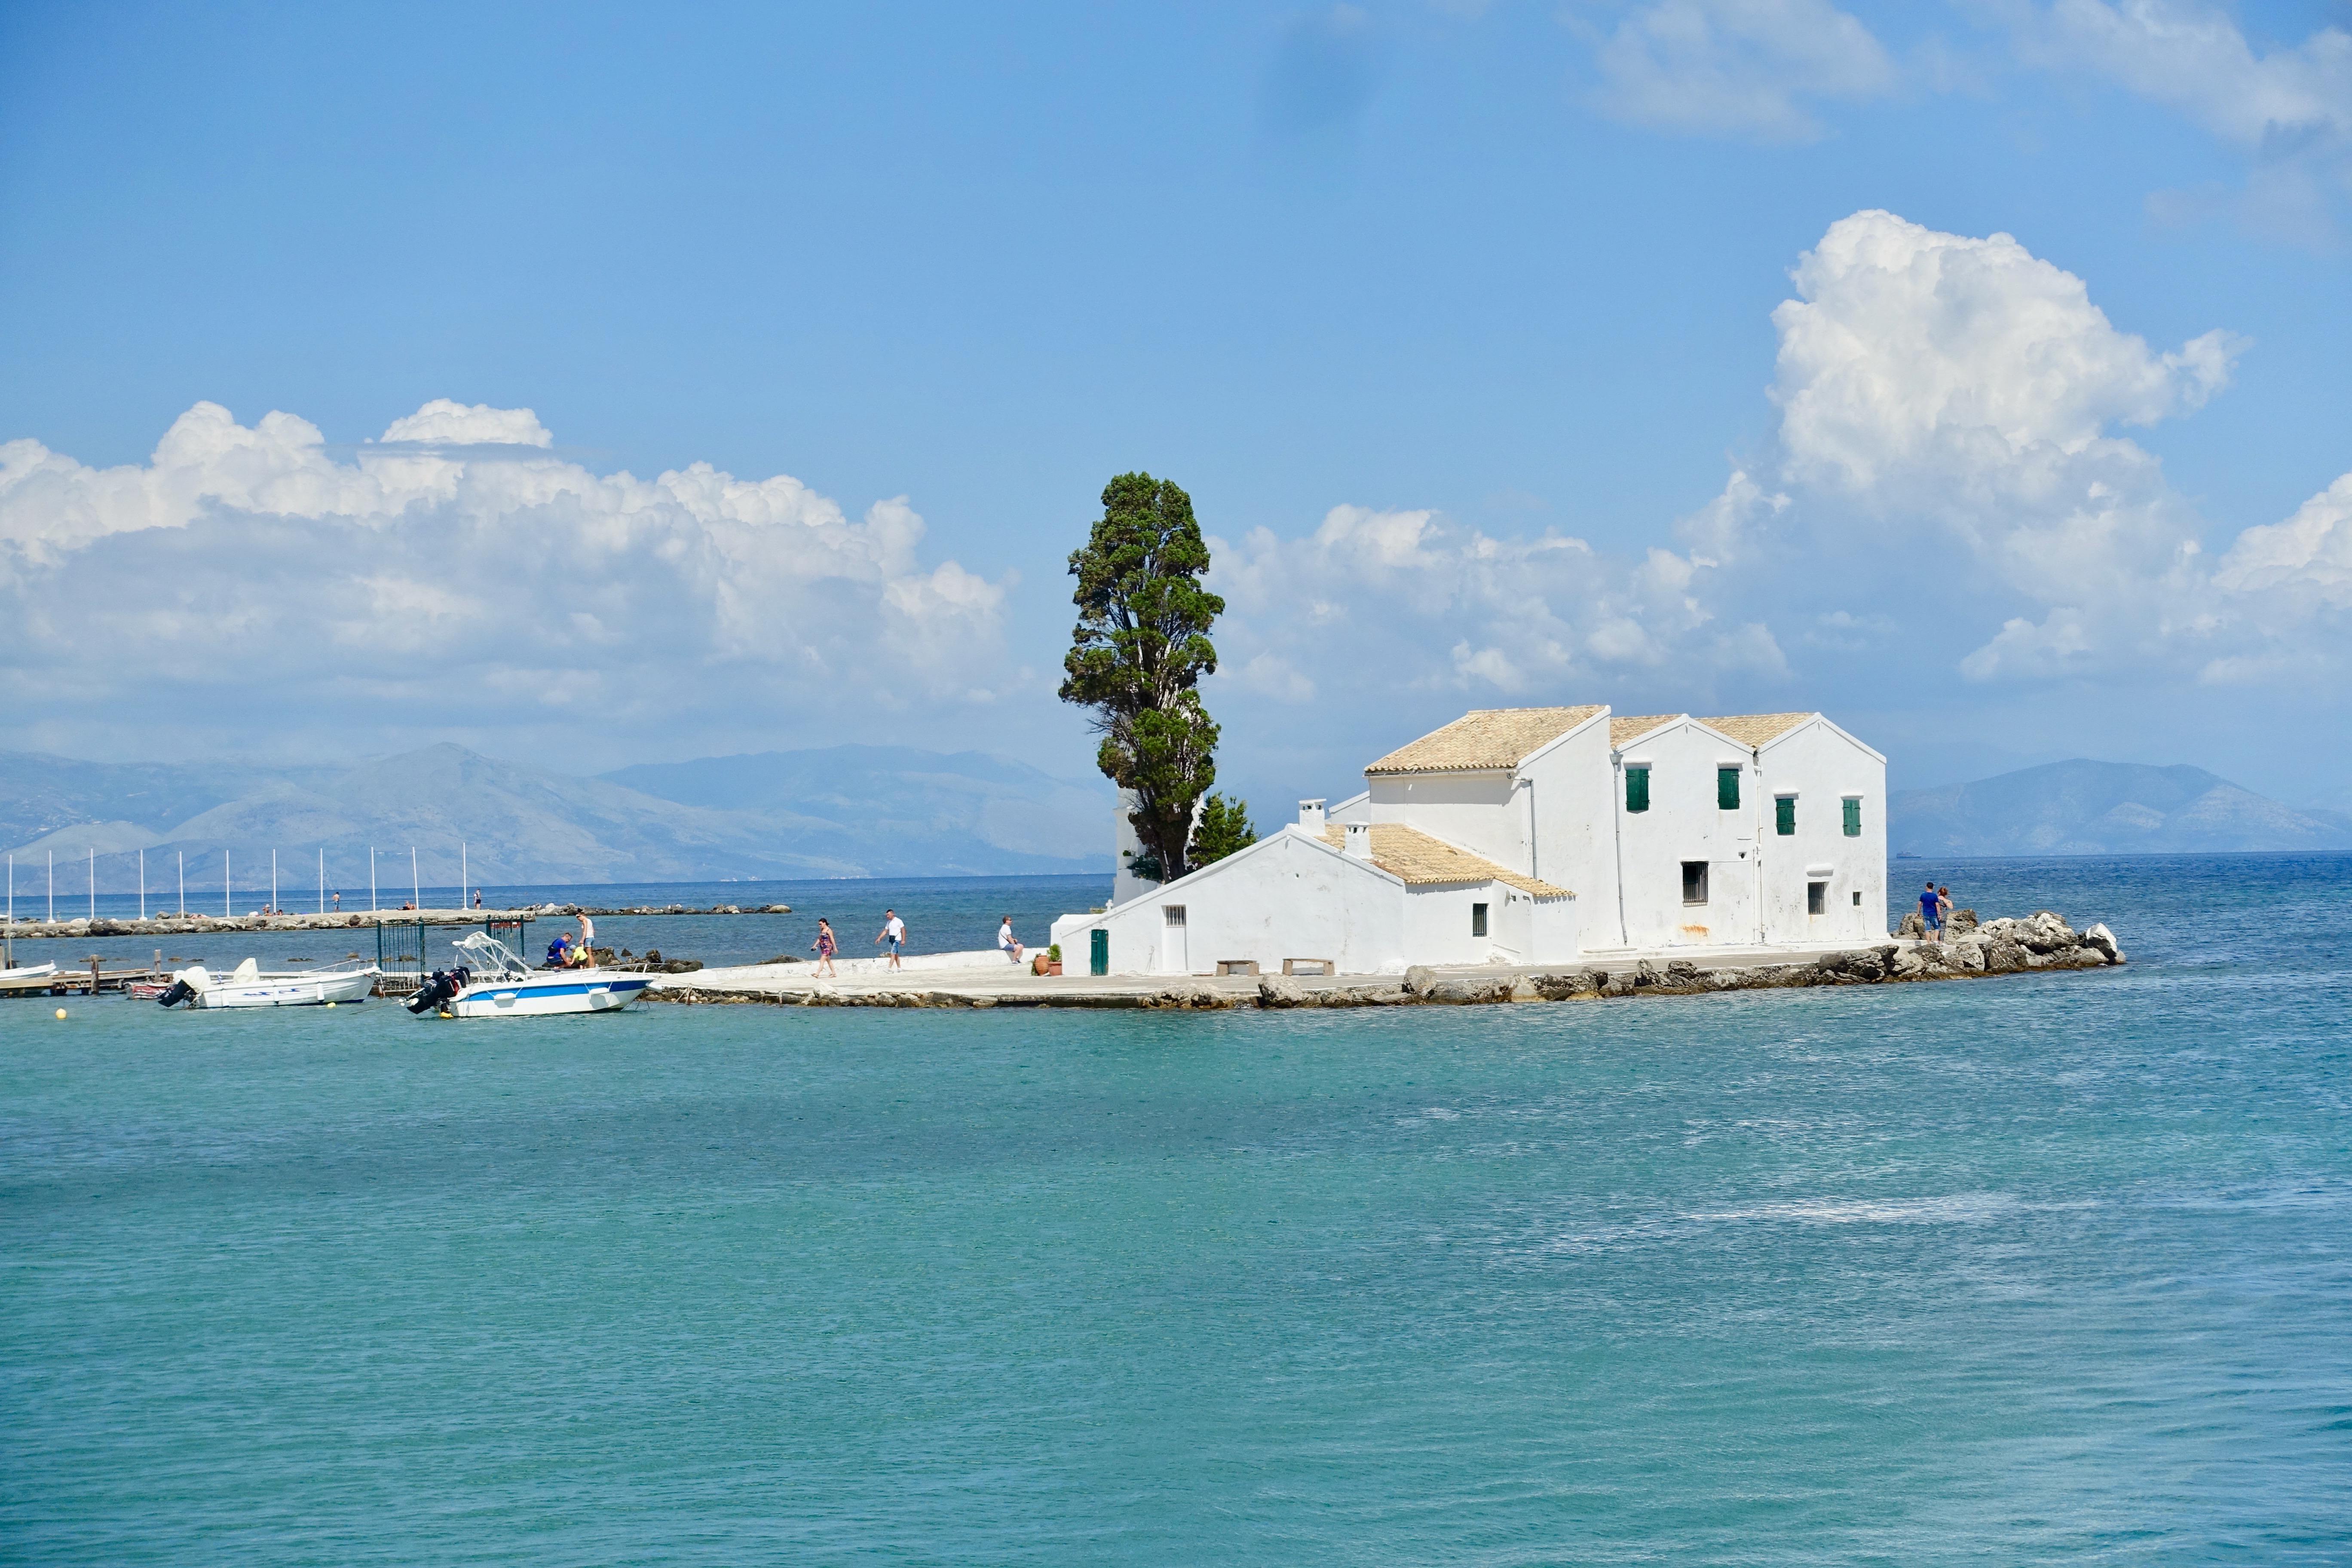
998;917;1025;964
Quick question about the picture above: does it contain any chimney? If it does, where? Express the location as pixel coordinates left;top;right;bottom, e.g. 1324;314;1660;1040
1298;799;1327;831
1343;821;1373;861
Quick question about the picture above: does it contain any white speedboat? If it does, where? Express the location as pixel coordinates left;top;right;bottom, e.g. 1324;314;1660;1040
0;961;59;982
404;933;652;1020
158;957;379;1009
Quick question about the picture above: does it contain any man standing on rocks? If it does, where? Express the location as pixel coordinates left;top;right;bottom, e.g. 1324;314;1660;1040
1920;882;1942;938
876;910;907;971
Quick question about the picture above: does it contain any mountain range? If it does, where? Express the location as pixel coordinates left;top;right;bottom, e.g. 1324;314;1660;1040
0;744;1115;892
6;747;2344;894
1887;761;2352;858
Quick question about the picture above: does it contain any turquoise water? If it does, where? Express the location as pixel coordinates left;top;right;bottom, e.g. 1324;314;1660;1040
5;856;2348;1562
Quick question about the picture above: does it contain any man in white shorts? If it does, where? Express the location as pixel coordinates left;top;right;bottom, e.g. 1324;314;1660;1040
876;910;907;970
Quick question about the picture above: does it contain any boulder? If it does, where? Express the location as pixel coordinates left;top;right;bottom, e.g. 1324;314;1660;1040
1403;966;1439;997
1891;946;1928;978
1531;972;1596;1001
1704;966;1755;990
1950;937;1987;971
1148;982;1231;1010
1947;908;1978;937
1984;937;2027;974
1428;978;1511;1004
2083;922;2124;964
1898;911;1926;938
1257;975;1308;1009
2021;911;2078;954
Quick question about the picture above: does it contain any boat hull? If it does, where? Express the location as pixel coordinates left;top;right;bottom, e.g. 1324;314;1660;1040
434;973;655;1019
190;970;378;1008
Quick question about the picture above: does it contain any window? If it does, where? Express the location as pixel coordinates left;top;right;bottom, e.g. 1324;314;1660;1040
1681;861;1709;904
1163;905;1186;927
1842;796;1862;836
1471;902;1488;937
1625;766;1650;813
1718;766;1740;810
1852;891;1862;907
1807;881;1827;916
1775;796;1796;835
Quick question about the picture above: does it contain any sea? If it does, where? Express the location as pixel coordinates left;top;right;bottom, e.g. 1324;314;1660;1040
3;853;2346;1564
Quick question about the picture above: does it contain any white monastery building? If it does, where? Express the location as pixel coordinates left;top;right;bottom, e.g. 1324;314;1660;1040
1051;705;1886;977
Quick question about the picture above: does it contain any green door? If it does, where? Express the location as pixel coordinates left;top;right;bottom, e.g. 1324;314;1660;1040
1090;928;1109;976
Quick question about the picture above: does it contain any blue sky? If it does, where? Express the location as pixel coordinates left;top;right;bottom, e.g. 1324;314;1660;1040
4;0;2348;810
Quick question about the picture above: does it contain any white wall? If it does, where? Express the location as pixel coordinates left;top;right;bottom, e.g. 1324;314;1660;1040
1055;827;1408;976
1520;714;1617;927
1610;719;1761;948
1368;770;1523;871
1752;720;1886;945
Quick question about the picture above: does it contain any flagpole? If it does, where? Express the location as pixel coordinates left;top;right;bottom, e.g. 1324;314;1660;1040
461;842;468;911
178;851;185;915
89;846;95;922
411;847;419;911
318;848;325;915
370;846;377;913
140;848;146;921
225;851;231;919
49;849;55;923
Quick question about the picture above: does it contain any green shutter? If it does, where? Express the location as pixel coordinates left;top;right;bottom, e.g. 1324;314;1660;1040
1775;796;1796;836
1843;797;1862;836
1718;766;1740;810
1626;767;1649;814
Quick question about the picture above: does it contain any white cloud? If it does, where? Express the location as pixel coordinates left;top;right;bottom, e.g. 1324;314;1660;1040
2003;0;2352;235
1586;0;1897;140
1666;207;2343;686
0;401;1014;763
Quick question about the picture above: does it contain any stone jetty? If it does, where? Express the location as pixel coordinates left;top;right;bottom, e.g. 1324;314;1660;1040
649;910;2125;1011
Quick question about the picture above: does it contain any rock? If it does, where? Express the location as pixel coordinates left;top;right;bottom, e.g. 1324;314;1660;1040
2021;910;2078;954
1429;978;1511;1004
2082;922;2124;963
1148;983;1231;1010
662;959;702;974
1705;967;1755;990
1984;937;2027;974
1403;966;1439;996
762;904;793;914
1601;970;1638;997
1951;937;1987;971
1947;908;1978;937
1257;975;1308;1009
1898;911;1926;938
1891;946;1928;978
1531;972;1596;1001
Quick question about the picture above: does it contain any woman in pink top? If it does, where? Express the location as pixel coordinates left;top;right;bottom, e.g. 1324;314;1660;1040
811;918;838;977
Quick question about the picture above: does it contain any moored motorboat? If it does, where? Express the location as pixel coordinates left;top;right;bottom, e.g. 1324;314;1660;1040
0;961;59;982
405;932;652;1019
157;957;379;1009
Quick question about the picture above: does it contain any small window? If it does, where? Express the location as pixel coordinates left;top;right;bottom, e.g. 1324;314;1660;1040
1163;904;1185;927
1775;796;1796;836
1625;766;1650;814
1807;881;1827;916
1717;766;1740;810
1681;861;1709;904
1852;891;1862;906
1842;797;1862;836
1470;902;1488;937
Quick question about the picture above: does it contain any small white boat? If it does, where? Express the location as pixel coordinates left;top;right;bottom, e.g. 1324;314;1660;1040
405;933;653;1020
158;957;379;1009
0;961;59;982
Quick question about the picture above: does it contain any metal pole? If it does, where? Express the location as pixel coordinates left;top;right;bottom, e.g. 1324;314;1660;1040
140;848;146;921
49;850;55;923
460;842;467;911
318;848;324;915
370;846;377;913
89;846;95;922
225;851;231;919
178;851;185;915
411;847;419;911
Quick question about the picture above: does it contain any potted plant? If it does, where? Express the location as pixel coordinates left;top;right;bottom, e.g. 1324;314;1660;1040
1035;943;1063;977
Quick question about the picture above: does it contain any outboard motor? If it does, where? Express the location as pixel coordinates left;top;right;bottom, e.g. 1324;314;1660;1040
404;965;471;1015
156;978;196;1008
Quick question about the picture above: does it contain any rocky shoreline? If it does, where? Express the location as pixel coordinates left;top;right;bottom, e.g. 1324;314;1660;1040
651;911;2125;1011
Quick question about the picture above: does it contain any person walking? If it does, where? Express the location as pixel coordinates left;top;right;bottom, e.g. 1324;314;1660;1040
998;916;1025;964
876;909;906;971
811;918;838;978
1918;881;1941;938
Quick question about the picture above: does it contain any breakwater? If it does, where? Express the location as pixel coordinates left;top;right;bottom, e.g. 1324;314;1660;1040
653;910;2124;1011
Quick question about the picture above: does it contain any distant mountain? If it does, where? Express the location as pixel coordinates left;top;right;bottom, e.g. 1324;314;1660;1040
1889;760;2352;857
1;744;1114;892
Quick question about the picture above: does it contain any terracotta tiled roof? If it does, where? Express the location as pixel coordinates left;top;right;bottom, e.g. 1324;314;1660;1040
1321;824;1568;898
1363;706;1604;775
1608;714;1679;746
1698;712;1816;748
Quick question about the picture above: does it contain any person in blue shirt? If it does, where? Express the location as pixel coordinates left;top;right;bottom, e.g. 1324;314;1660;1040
1919;882;1942;937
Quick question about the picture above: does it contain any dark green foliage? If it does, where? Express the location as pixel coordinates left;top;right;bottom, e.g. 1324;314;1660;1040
1060;473;1226;882
1192;793;1257;867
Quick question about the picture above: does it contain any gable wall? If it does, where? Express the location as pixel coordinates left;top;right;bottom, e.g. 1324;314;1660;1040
1613;720;1762;947
1367;770;1525;871
1752;722;1886;943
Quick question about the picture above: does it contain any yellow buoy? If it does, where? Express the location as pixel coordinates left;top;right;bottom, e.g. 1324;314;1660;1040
325;1001;336;1008
55;1008;68;1020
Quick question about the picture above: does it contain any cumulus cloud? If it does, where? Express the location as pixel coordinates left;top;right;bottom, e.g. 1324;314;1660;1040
1207;501;1785;715
2002;0;2352;235
1585;0;1898;140
1672;208;2344;684
0;401;1014;764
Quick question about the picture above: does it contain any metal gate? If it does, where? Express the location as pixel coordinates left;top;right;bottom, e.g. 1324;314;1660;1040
374;920;425;995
